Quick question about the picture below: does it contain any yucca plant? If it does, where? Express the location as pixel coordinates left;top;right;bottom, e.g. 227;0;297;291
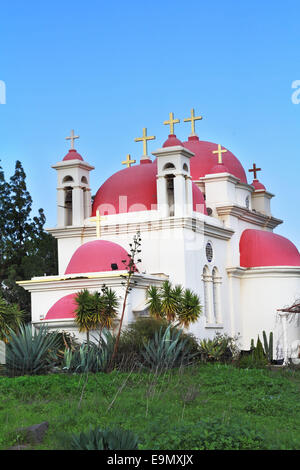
5;324;61;376
146;281;202;328
69;426;139;450
141;324;197;370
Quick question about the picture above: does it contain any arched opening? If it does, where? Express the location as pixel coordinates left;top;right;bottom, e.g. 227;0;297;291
183;163;189;172
202;265;212;323
64;186;73;225
63;175;74;184
166;174;175;217
81;176;88;184
212;267;222;323
163;162;176;171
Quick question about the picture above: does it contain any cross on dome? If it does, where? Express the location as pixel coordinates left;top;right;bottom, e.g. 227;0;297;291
184;108;203;136
89;209;107;239
212;144;227;164
122;154;136;168
249;163;262;180
134;128;155;157
163;112;180;135
66;129;80;149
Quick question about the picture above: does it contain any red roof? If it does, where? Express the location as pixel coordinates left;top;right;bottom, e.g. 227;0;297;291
92;161;207;216
240;229;300;267
63;149;84;161
251;179;266;191
163;134;183;148
65;240;130;274
45;293;77;320
183;136;247;183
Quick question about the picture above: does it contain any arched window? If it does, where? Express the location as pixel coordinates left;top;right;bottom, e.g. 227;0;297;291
163;162;176;171
166;175;175;217
63;175;74;184
212;267;222;323
202;265;213;323
81;176;88;184
64;186;73;225
183;163;189;172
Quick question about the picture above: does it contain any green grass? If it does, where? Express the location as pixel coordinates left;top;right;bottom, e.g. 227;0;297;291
1;364;300;450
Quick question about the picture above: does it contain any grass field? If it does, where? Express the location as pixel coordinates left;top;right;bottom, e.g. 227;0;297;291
1;364;300;450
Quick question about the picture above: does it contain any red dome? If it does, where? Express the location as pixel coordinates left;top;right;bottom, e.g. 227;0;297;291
193;184;208;214
240;229;300;267
251;179;266;191
183;136;247;183
45;293;77;320
210;163;229;174
163;134;183;148
65;240;130;274
92;161;207;216
63;149;84;161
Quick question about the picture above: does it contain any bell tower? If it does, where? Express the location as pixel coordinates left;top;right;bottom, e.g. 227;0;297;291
52;130;95;227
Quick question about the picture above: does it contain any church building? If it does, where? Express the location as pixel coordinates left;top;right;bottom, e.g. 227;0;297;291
19;110;300;360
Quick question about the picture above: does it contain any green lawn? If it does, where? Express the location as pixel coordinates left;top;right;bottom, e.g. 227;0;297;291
1;364;300;450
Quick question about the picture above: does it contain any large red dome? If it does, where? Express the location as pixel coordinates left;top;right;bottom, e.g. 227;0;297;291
183;136;247;183
92;161;207;216
65;240;131;274
240;229;300;267
45;293;77;320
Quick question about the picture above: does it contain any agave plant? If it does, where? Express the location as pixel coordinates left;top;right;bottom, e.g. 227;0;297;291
69;426;139;450
141;324;197;370
5;324;62;376
63;329;115;373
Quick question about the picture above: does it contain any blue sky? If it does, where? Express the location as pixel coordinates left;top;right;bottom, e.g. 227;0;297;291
0;0;299;247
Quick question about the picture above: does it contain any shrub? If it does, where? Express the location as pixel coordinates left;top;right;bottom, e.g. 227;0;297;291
116;317;199;370
68;427;139;450
5;324;62;376
199;333;239;363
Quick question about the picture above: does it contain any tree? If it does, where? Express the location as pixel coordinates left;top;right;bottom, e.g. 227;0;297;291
0;295;23;343
146;281;202;328
0;160;58;319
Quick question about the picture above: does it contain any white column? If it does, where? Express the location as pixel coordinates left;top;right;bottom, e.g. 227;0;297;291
157;175;169;217
185;175;193;216
57;188;66;227
72;186;84;226
174;174;186;217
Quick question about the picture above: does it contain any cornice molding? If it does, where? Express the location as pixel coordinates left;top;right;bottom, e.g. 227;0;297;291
216;204;283;229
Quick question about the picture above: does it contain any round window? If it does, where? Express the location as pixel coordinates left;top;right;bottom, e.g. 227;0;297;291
206;242;213;263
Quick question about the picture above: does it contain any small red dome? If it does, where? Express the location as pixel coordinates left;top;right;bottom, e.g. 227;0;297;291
63;149;84;161
251;179;266;191
163;134;183;148
65;240;131;274
240;229;300;267
92;161;207;216
210;163;229;174
183;136;247;183
45;293;77;320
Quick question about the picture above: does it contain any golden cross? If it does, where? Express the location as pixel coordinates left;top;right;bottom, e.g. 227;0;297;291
212;144;227;164
249;163;262;180
134;128;155;156
184;108;203;136
89;209;107;239
163;112;180;135
66;129;80;149
122;154;136;168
